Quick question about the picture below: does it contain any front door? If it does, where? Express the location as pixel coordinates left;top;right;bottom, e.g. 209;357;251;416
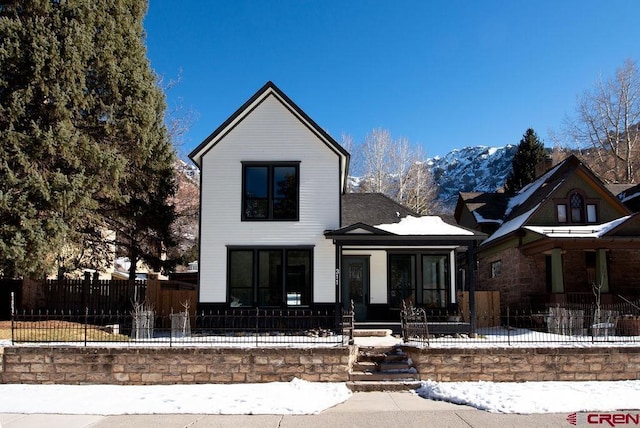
342;256;369;322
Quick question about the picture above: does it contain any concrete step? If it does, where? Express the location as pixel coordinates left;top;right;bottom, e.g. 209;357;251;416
378;361;412;371
347;380;422;392
349;370;419;382
351;361;377;371
353;328;393;337
382;352;409;362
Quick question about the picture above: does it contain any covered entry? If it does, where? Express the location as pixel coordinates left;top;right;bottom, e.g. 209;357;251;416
326;215;486;322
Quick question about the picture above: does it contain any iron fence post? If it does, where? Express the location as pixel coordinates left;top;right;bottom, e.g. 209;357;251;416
10;291;15;345
507;307;510;346
84;307;88;347
255;307;259;346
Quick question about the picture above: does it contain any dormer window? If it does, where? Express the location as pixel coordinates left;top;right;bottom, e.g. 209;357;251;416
556;190;598;224
242;162;299;221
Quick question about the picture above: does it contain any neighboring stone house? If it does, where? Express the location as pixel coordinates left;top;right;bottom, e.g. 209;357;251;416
455;155;640;310
188;82;484;321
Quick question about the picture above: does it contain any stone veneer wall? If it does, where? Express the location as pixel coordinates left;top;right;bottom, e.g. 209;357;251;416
1;345;640;384
477;247;545;309
0;347;358;385
406;346;640;382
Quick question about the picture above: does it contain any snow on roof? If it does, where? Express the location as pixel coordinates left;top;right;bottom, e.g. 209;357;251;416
622;190;640;203
375;215;474;236
524;216;631;238
481;203;541;246
473;211;503;224
504;162;564;217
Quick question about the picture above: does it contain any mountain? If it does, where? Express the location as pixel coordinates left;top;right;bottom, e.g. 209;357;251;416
347;145;517;213
428;145;517;209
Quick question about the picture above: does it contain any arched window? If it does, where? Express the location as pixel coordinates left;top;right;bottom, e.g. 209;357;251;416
555;190;598;224
570;192;584;223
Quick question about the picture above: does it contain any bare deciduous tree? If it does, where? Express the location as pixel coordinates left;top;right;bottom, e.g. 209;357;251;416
402;148;442;215
565;59;640;183
350;128;441;214
360;128;395;194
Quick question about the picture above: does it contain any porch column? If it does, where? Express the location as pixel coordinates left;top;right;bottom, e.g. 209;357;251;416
466;243;477;336
595;249;609;292
449;250;456;304
551;248;564;293
334;241;342;326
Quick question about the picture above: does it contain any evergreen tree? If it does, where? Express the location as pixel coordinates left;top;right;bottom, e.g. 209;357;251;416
504;128;548;194
0;1;121;277
86;0;176;281
0;0;176;279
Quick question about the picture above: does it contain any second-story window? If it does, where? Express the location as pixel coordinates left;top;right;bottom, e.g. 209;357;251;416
570;192;584;223
242;162;299;220
555;190;598;224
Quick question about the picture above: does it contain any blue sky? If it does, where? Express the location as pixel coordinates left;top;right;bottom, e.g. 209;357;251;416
144;1;640;160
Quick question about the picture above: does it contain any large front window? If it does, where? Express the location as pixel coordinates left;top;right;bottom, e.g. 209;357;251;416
242;162;299;220
389;253;450;309
228;247;312;307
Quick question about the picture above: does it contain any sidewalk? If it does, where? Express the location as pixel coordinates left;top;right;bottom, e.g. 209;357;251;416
0;391;571;428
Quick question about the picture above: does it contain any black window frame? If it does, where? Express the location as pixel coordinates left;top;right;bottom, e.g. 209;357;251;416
227;246;313;308
241;162;300;221
387;251;451;309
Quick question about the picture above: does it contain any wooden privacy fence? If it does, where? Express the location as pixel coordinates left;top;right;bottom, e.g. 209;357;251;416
24;276;146;313
12;276;198;316
457;291;501;328
145;277;198;318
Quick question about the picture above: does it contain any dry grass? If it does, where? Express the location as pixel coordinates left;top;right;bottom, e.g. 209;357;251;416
0;321;11;340
0;320;129;342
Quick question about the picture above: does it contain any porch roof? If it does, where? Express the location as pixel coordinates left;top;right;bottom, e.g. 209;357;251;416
519;213;640;255
520;234;640;256
325;216;486;246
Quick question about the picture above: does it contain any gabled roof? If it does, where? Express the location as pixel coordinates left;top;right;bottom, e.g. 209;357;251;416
480;155;633;247
455;192;510;225
188;81;350;192
327;193;486;244
341;193;417;227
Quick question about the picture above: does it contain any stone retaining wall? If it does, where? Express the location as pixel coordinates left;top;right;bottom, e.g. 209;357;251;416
0;346;357;385
1;346;639;384
406;347;640;382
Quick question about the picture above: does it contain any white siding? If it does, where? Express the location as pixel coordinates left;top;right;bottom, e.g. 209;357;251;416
199;95;341;303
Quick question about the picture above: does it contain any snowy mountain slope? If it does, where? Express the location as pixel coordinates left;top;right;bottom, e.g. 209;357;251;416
348;145;517;212
428;145;517;208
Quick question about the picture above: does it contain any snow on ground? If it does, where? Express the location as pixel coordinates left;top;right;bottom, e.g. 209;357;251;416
417;380;640;414
0;379;351;415
0;379;639;415
2;329;640;415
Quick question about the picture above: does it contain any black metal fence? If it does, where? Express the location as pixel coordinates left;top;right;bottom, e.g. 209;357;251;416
10;305;355;347
405;301;640;345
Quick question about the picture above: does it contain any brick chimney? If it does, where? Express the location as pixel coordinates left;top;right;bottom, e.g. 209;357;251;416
535;155;553;178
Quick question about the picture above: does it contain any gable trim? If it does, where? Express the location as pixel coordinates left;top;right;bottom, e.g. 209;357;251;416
188;82;350;191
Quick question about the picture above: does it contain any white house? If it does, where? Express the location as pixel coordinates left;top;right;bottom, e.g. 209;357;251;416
189;82;484;321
